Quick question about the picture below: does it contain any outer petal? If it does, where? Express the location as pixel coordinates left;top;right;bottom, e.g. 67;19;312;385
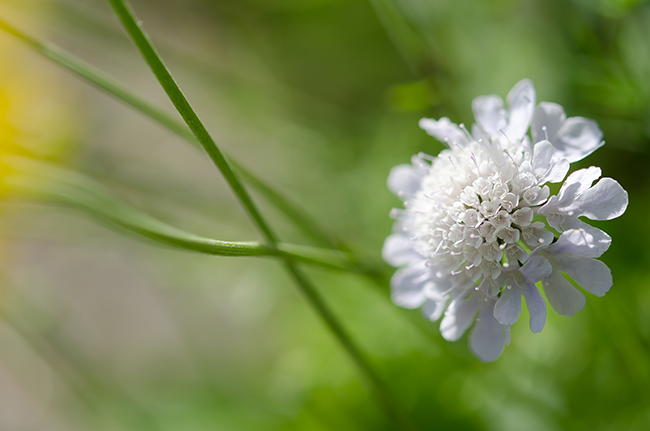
522;283;546;333
554;117;605;163
564;178;628;221
504;79;536;140
542;271;586;317
421;298;448;322
538;159;570;184
471;123;491;143
494;287;522;326
469;301;506;362
387;164;423;197
519;255;553;283
472;95;507;135
551;255;612;297
557;166;602;203
390;263;428;309
539;167;602;216
423;276;455;301
419;117;469;146
532;102;566;143
532;140;554;177
547;228;609;258
382;234;422;267
558;218;611;257
440;294;481;341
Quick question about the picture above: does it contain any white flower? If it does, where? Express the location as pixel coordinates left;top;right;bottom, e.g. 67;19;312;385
383;79;628;362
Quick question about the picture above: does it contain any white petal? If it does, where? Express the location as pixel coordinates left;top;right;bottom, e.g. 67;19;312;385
532;140;554;176
557;218;611;257
472;95;507;135
565;178;628;221
522;283;546;333
542;271;586;317
538;159;570;184
532;102;566;143
387;164;423;197
469;300;506;362
540;167;601;214
471;123;491;143
440;294;481;341
504;79;536;140
547;228;609;258
421;298;447;322
390;263;428;309
551;255;612;297
419;117;469;146
494;287;522;326
519;255;552;283
558;166;602;200
554;117;605;163
423;277;454;301
382;234;422;267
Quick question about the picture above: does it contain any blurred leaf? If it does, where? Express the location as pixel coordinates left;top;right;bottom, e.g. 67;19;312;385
386;79;440;112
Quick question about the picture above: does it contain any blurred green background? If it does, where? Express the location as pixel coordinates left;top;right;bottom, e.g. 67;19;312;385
0;0;649;430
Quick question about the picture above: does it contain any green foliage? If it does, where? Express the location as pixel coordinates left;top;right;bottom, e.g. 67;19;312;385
0;0;648;430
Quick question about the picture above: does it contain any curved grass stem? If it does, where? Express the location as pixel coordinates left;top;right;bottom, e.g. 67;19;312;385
2;156;352;270
0;16;334;249
104;0;418;428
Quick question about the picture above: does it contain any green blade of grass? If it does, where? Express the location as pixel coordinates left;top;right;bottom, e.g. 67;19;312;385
2;156;353;270
0;16;335;248
105;1;417;428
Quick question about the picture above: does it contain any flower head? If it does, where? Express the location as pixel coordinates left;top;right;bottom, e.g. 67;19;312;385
383;79;628;362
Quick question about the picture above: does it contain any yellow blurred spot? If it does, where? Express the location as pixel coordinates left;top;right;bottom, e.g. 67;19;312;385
0;27;77;197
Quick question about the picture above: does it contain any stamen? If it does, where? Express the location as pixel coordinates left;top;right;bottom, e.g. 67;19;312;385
459;123;473;142
503;150;520;174
470;152;481;173
498;128;511;144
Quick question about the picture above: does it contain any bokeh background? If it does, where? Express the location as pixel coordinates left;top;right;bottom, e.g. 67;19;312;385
0;0;649;430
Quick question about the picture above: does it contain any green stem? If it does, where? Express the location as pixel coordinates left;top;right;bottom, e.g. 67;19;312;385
232;161;335;247
109;0;277;243
3;156;352;271
0;17;195;144
105;0;416;428
0;16;335;248
283;263;417;430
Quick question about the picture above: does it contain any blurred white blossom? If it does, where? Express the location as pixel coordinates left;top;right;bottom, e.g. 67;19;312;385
383;79;628;362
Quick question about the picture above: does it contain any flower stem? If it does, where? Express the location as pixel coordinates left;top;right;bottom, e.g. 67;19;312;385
105;0;418;428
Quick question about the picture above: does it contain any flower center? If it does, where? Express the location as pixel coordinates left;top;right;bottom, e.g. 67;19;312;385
409;140;549;282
